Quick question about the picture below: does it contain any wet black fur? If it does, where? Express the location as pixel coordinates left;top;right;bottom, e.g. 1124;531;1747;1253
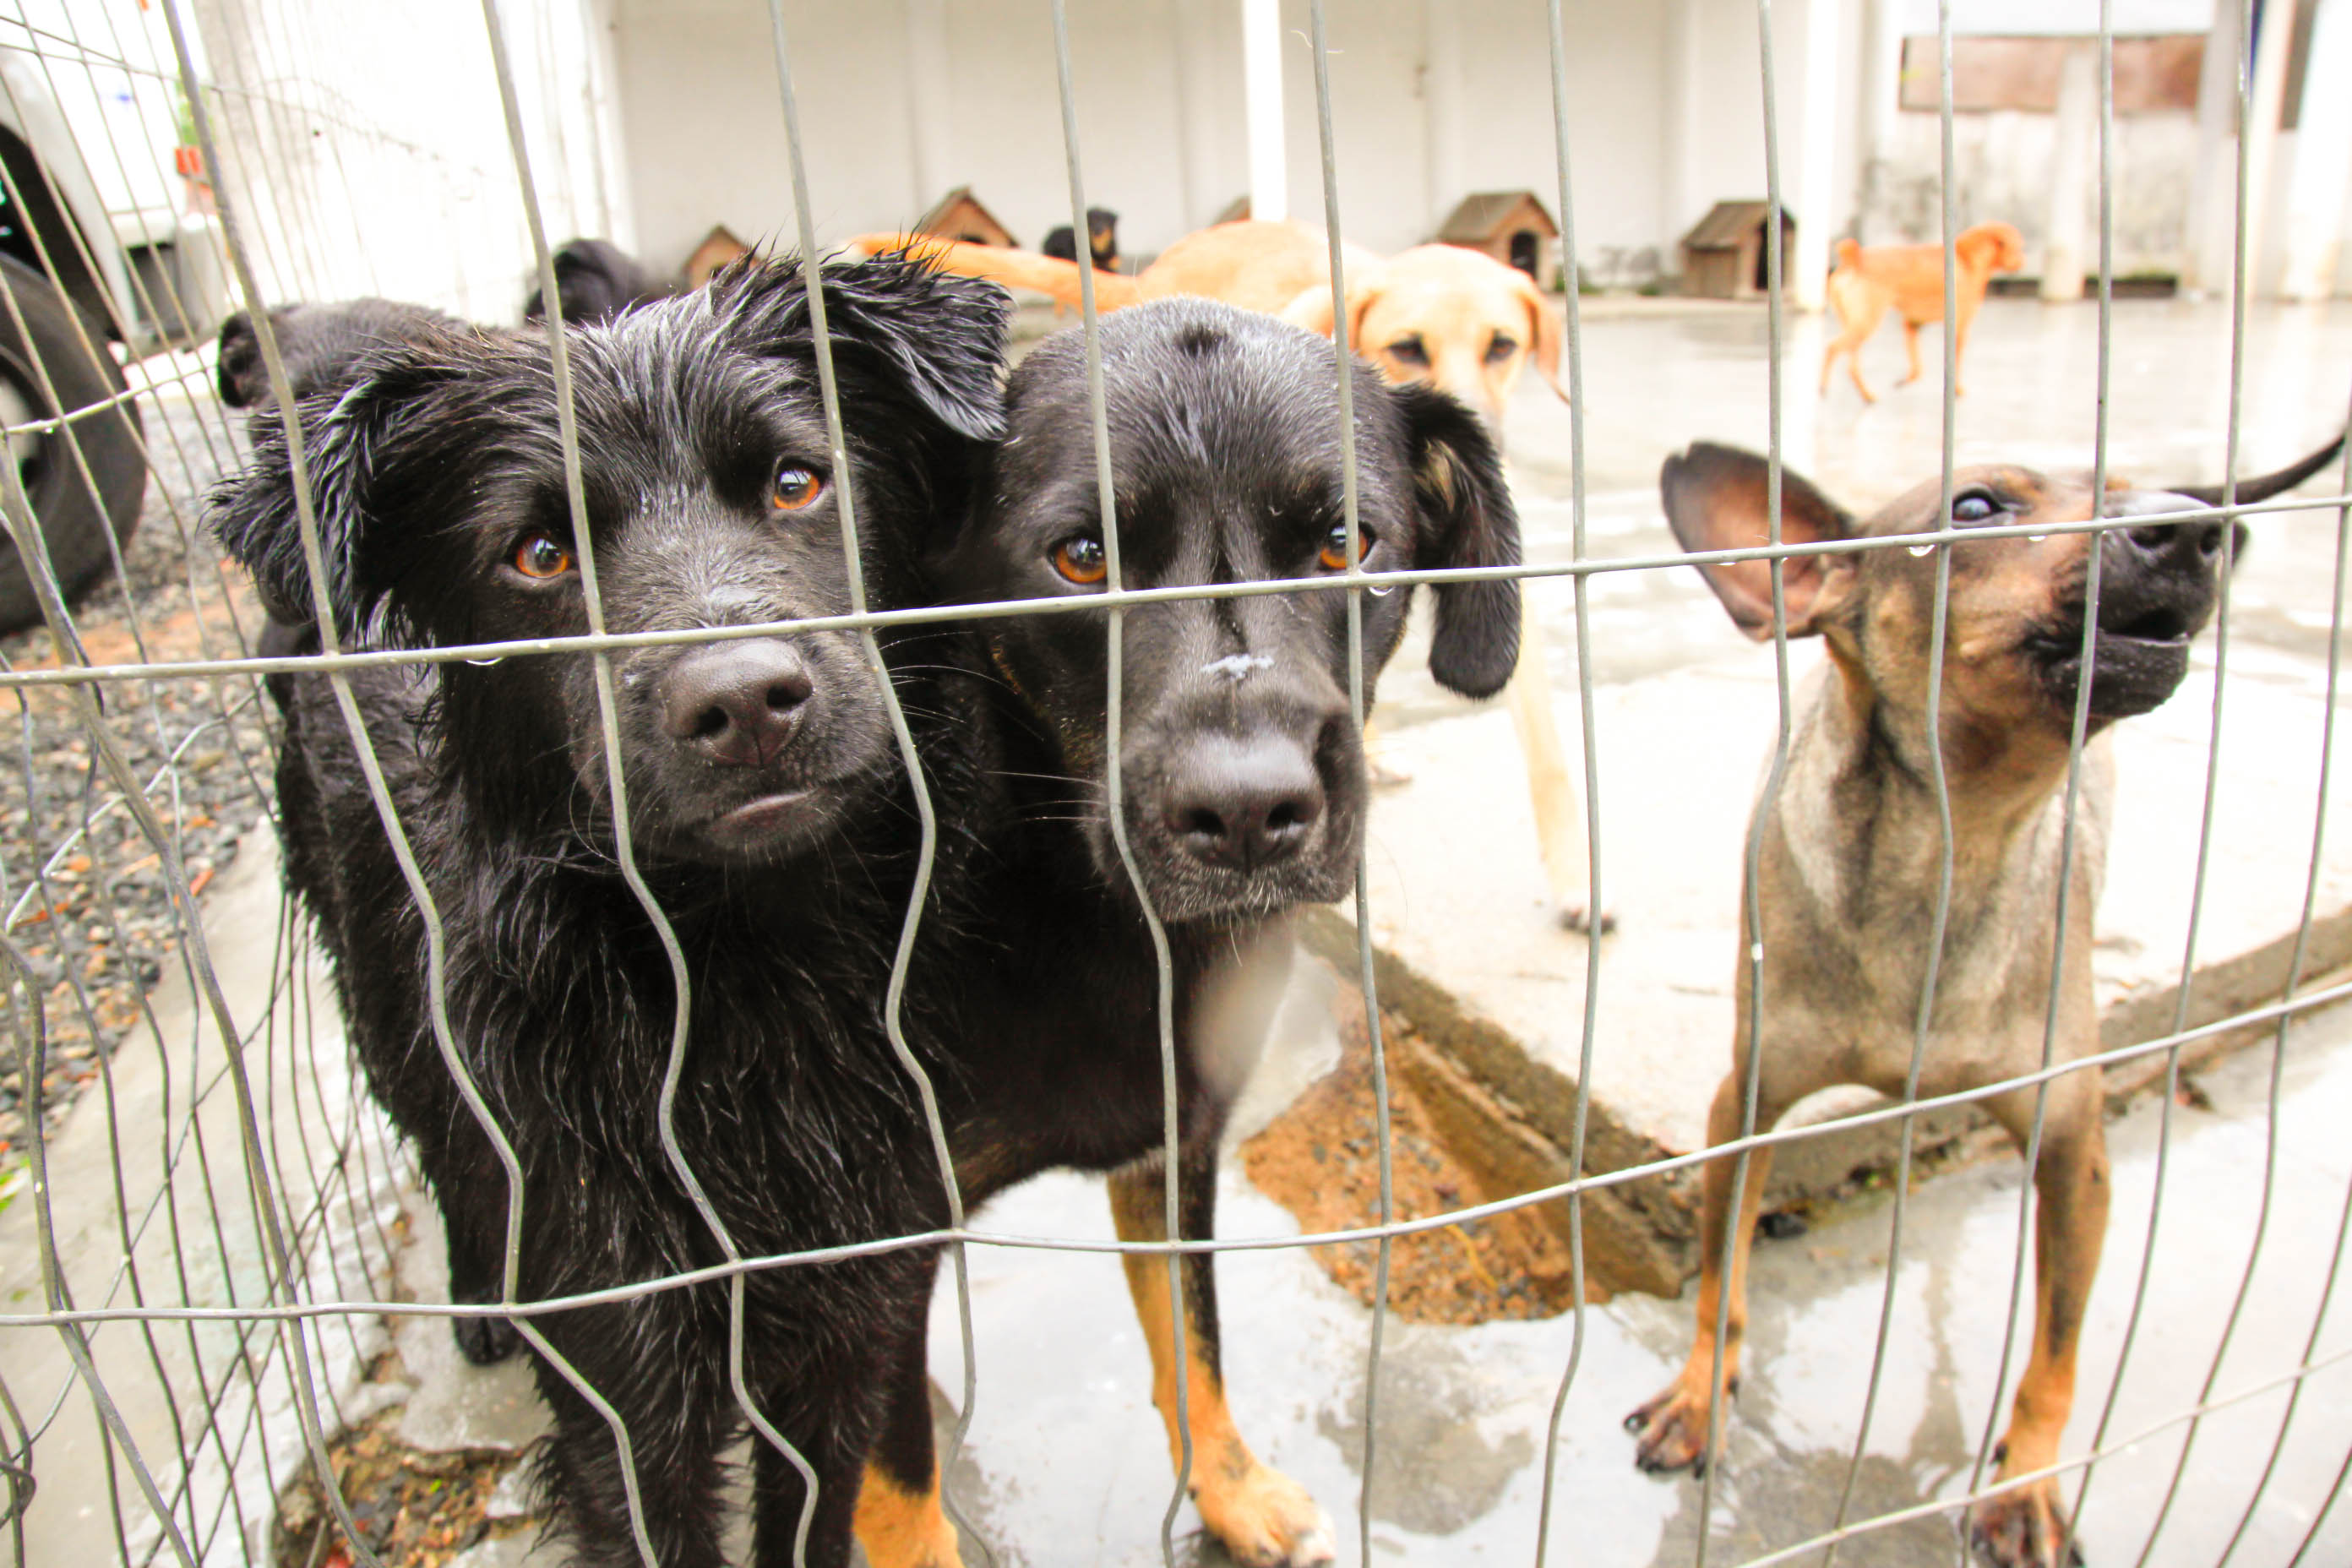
524;237;679;327
215;297;464;409
213;254;1009;1568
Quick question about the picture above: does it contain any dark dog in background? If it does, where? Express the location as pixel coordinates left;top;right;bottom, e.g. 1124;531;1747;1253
1039;205;1119;274
1631;431;2341;1567
523;236;678;326
871;297;1522;1568
215;297;462;408
213;254;1008;1568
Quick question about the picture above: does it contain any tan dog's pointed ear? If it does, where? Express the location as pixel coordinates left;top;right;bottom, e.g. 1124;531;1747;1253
1511;270;1570;406
1660;442;1858;640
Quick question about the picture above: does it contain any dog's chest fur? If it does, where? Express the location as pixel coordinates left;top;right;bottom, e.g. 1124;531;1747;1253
1753;671;2114;1100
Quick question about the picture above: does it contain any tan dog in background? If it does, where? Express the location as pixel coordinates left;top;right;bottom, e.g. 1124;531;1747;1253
858;219;1599;928
1820;220;2025;404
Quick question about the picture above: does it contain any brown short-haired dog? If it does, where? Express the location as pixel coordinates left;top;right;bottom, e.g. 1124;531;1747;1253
1820;220;2026;404
1630;429;2342;1566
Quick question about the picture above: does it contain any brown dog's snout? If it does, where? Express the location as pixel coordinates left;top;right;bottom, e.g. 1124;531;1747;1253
1157;733;1326;874
661;639;814;768
2121;514;2239;567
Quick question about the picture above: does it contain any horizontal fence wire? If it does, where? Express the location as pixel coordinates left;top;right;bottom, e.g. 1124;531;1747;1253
0;2;2345;1566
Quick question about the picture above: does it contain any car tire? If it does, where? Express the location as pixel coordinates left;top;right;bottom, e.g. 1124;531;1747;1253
0;253;146;636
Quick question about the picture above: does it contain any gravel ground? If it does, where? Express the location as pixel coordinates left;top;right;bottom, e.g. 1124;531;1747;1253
1;371;278;1158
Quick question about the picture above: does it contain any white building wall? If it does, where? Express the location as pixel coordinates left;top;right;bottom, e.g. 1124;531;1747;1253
190;0;623;323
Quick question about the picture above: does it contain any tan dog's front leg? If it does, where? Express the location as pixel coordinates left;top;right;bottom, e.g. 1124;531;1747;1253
1952;295;1984;399
1899;318;1925;387
1627;1072;1778;1473
1503;595;1604;932
1109;1160;1335;1568
1971;1081;2109;1568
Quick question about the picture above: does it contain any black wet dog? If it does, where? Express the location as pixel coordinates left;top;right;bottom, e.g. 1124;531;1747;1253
524;237;678;327
875;297;1522;1567
212;255;1006;1568
215;297;463;409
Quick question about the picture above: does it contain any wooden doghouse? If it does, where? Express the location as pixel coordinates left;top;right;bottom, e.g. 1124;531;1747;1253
913;186;1016;249
1680;201;1796;299
1436;191;1560;285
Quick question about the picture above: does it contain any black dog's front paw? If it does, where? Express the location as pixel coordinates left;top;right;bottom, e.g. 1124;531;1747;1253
452;1312;521;1365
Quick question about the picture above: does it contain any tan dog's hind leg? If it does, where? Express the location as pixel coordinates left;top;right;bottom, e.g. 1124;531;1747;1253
1504;595;1600;931
1109;1164;1336;1568
1969;1076;2109;1568
856;1460;965;1568
1898;318;1925;388
1952;295;1984;399
1627;1072;1778;1472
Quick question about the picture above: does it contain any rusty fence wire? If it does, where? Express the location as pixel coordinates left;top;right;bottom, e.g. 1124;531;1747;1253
0;0;2345;1565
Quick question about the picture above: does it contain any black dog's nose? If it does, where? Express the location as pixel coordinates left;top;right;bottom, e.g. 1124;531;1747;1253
2124;516;2240;564
1161;736;1325;873
662;640;814;768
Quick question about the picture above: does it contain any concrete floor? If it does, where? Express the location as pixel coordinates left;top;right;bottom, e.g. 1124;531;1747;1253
928;999;2352;1566
1380;295;2352;726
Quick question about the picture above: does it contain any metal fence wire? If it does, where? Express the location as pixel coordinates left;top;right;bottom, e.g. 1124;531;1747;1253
0;0;2345;1565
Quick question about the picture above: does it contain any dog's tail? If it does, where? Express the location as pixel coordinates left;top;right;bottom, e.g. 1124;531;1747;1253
1832;237;1862;274
2171;428;2348;506
846;233;1141;311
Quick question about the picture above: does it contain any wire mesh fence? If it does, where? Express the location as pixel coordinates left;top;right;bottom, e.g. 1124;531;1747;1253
0;0;2347;1565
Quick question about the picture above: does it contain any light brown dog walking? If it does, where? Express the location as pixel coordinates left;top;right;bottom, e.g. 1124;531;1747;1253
1820;220;2025;403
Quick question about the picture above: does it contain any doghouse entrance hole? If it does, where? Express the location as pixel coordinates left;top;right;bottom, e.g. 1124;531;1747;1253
1508;230;1538;277
1241;1004;1594;1326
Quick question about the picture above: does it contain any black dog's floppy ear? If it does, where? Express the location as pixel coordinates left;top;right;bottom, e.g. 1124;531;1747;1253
716;252;1010;444
210;350;469;638
1397;383;1521;698
215;309;268;408
1661;442;1858;640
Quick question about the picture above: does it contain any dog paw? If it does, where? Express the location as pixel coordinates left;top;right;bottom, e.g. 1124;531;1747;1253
452;1313;521;1366
1194;1461;1335;1567
1557;901;1617;936
1967;1479;2084;1568
1624;1377;1724;1475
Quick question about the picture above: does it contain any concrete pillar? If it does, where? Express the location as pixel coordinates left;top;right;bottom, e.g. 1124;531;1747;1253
902;0;952;214
1858;0;1904;240
1241;0;1286;223
2186;0;2245;295
2041;40;2096;302
1659;0;1701;264
2242;0;2297;294
1422;0;1462;237
2280;0;2351;300
1788;0;1842;312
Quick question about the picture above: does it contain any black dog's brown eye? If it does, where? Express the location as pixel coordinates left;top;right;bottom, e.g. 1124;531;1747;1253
772;465;824;512
1951;489;2002;525
512;533;574;580
1484;334;1520;365
1319;523;1372;571
1053;535;1108;585
1386;335;1429;368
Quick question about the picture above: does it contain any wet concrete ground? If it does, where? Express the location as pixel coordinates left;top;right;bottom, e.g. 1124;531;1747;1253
1380;295;2352;727
927;998;2352;1565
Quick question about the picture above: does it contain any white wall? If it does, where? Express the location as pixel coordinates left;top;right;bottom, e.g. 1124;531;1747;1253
191;0;624;323
607;0;1691;285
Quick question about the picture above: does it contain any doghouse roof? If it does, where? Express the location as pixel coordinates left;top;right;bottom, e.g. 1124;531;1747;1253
1682;199;1795;252
1437;191;1559;243
912;186;1015;246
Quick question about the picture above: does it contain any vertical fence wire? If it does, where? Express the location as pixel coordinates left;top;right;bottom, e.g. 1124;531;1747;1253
1040;7;1195;1565
1695;1;1801;1560
1528;0;1603;1557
